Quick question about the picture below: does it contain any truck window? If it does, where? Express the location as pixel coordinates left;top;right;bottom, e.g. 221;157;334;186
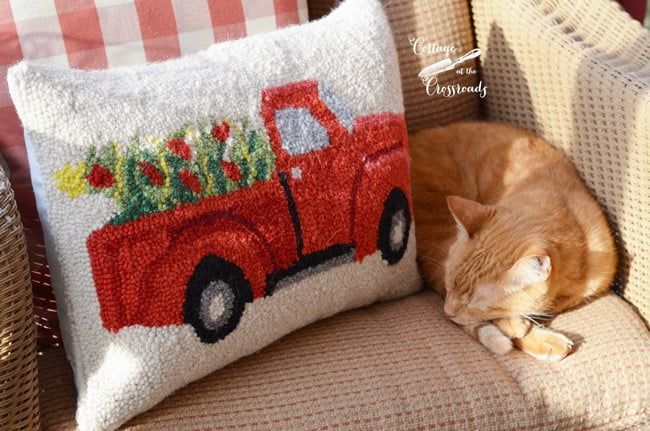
318;84;354;133
275;107;330;156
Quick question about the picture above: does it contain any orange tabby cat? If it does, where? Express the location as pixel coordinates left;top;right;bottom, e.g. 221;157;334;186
410;121;617;361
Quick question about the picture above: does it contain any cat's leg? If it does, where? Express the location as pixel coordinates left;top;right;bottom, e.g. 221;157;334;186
463;322;513;355
495;317;574;361
494;317;532;339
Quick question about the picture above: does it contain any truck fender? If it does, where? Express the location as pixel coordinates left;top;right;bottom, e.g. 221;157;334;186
133;215;280;329
350;147;412;263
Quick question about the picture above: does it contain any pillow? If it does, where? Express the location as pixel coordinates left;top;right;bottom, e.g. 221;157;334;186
8;0;421;429
0;0;309;345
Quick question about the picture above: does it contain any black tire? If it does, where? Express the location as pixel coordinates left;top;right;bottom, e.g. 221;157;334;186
184;255;253;343
377;188;411;265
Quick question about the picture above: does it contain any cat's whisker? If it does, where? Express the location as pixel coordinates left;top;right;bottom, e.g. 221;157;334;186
519;312;555;328
419;255;444;267
522;314;544;327
419;255;445;269
421;239;449;254
527;311;554;319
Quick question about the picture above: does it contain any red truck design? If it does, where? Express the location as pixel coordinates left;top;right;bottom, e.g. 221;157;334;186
86;80;411;343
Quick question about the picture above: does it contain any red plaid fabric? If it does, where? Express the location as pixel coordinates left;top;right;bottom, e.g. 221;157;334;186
0;0;308;344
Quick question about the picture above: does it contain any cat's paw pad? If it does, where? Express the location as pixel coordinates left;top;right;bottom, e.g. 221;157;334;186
516;329;574;362
478;325;513;355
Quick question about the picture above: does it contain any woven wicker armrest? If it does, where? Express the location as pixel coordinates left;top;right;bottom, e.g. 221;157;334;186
0;165;40;430
472;0;650;323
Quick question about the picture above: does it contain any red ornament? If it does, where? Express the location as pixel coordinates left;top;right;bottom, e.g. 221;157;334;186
166;138;192;160
221;160;242;182
138;162;164;186
86;164;115;188
211;122;230;142
178;169;201;193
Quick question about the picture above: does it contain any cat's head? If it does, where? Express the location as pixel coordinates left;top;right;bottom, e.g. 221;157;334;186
442;196;552;325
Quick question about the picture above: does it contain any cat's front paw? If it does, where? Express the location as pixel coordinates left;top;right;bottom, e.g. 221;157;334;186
477;324;513;355
515;326;574;362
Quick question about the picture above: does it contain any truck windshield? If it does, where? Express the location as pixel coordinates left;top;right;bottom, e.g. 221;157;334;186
318;83;354;133
275;107;330;156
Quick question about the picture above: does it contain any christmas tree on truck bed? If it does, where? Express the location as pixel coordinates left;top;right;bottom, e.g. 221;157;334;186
53;117;276;225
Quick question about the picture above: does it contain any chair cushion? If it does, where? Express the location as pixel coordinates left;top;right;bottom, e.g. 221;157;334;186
39;291;650;430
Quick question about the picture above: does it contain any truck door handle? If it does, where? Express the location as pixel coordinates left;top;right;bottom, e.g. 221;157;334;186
290;166;302;180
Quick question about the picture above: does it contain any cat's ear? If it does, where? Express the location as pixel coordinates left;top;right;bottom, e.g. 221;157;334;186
507;252;551;289
446;196;492;237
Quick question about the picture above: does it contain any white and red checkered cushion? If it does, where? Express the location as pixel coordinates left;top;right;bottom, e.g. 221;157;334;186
0;0;308;344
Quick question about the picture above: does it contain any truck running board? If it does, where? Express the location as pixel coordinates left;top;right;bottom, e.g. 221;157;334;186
266;244;355;295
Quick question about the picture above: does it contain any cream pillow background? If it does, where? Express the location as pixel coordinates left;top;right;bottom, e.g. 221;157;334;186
8;0;421;429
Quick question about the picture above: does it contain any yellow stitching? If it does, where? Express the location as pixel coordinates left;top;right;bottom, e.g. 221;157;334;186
157;139;171;204
112;142;124;200
227;118;257;179
53;161;88;198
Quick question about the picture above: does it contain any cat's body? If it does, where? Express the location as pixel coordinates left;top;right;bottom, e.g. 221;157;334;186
410;122;617;361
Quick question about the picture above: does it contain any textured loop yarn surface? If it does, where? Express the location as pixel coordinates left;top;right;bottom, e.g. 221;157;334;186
6;0;421;429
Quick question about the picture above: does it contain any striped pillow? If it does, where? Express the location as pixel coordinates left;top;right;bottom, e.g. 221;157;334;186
0;0;308;344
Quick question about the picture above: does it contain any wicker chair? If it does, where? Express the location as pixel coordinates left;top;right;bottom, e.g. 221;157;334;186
2;0;649;429
0;166;39;430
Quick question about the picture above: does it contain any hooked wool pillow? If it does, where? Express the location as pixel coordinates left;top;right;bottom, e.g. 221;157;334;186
8;0;421;429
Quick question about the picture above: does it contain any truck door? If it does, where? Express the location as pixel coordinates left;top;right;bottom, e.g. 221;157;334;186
270;84;358;257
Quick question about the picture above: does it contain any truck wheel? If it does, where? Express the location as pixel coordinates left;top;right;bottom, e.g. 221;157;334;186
377;188;411;265
184;255;253;344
